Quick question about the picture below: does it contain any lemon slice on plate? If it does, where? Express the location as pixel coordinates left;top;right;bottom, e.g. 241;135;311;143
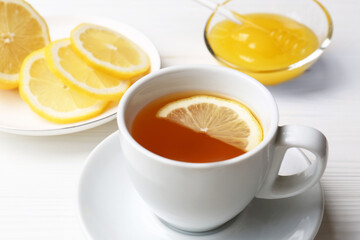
19;49;108;124
70;23;150;78
157;95;263;152
0;0;50;89
45;39;130;100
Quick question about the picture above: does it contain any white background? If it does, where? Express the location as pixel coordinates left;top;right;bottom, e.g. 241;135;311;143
0;0;359;239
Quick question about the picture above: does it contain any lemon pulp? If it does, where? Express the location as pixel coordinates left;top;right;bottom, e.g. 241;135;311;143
45;39;130;100
19;49;108;124
70;23;150;78
157;95;263;152
207;13;319;85
0;0;50;89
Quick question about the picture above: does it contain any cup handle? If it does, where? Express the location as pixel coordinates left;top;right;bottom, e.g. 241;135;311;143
256;125;328;199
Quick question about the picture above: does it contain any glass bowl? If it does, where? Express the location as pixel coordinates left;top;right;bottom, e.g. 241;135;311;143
204;0;333;85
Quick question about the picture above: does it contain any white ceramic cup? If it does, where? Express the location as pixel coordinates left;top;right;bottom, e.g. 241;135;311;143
117;65;328;233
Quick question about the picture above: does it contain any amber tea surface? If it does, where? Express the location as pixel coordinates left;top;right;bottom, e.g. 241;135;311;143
131;92;251;163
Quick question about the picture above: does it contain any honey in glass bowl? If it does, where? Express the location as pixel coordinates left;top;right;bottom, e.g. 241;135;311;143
204;0;333;85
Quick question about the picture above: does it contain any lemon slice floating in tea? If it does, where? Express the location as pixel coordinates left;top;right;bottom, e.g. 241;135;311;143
156;95;263;152
70;23;150;78
0;0;50;89
19;49;108;124
45;39;130;100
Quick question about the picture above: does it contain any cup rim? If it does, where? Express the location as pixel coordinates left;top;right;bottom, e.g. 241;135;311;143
203;0;333;74
117;64;279;168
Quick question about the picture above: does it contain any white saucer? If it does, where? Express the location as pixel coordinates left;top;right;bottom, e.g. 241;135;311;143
0;15;160;136
77;131;324;240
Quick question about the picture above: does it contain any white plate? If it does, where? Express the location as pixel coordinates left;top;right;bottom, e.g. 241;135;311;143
0;16;160;136
77;131;324;240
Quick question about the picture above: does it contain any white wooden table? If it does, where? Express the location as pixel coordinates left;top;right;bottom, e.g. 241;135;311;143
0;0;359;239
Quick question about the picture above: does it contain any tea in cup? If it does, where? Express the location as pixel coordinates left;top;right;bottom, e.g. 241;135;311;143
117;65;328;232
131;91;262;163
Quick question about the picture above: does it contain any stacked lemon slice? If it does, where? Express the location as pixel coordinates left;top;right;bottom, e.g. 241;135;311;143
19;50;109;124
0;0;50;89
1;0;150;123
45;39;131;100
